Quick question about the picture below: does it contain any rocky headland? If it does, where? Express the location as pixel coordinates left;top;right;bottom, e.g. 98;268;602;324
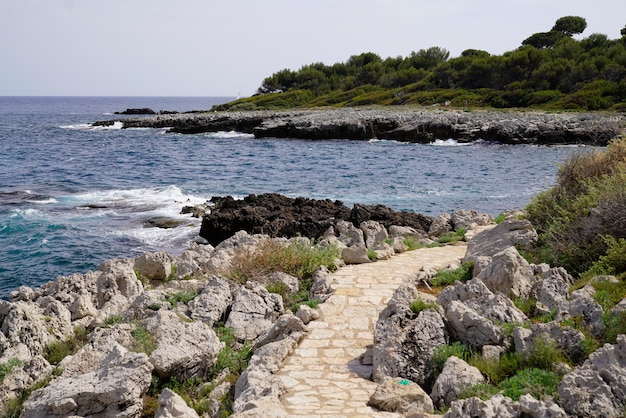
94;108;626;145
1;193;625;417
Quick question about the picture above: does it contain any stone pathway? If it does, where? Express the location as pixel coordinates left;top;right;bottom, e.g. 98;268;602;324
276;243;469;417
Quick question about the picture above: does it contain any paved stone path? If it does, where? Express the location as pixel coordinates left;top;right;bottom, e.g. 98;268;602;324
276;243;469;417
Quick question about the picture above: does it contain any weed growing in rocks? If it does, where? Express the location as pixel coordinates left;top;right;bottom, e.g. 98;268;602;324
430;261;474;287
436;228;466;245
410;299;438;315
130;323;157;356
165;290;198;308
43;325;90;365
402;236;423;251
227;238;340;283
0;358;22;385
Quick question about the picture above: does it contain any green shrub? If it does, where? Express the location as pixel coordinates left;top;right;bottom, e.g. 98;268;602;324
131;324;157;355
410;299;438;314
513;297;537;318
603;310;626;344
402;236;423;251
367;249;378;261
104;314;124;326
226;238;339;284
428;342;470;375
459;383;500;400
431;262;474;287
166;290;198;308
44;327;90;366
499;368;560;401
525;139;626;276
583;236;626;280
0;358;22;384
437;229;466;244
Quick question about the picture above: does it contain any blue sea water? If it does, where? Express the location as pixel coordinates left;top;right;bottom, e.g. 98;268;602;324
0;96;596;299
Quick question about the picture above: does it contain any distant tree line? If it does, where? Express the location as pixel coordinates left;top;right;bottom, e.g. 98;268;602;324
216;17;626;111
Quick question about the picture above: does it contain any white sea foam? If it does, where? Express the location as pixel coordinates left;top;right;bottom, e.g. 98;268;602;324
204;131;255;139
59;121;124;131
431;139;471;147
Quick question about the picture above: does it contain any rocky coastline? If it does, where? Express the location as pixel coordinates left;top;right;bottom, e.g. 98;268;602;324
1;193;626;417
93;108;626;145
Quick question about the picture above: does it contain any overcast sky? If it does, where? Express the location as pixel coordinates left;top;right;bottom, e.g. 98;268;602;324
1;0;623;97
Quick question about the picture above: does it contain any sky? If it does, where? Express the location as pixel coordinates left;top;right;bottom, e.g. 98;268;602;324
1;0;624;97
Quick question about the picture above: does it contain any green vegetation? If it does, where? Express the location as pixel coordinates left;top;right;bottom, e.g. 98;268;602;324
409;299;438;315
431;335;568;403
525;138;626;277
165;290;198;308
104;314;124;326
43;326;90;365
226;238;339;311
402;236;423;251
435;229;467;245
0;358;22;385
130;323;157;356
226;238;339;283
430;261;474;287
214;17;626;111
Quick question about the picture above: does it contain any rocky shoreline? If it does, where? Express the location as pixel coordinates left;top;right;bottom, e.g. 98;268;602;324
1;194;626;417
94;108;626;145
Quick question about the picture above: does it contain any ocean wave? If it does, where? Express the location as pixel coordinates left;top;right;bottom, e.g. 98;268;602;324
59;121;124;131
203;131;255;139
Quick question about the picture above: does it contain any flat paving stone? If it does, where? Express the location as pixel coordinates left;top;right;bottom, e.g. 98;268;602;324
273;243;471;417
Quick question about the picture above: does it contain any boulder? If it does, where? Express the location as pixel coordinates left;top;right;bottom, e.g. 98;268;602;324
202;231;266;275
225;283;284;341
464;219;538;264
451;209;493;230
155;388;200;418
558;335;626;417
144;310;223;379
333;220;365;247
0;300;54;359
368;376;434;414
444;300;504;348
513;322;587;364
360;220;388;249
134;251;173;281
372;285;447;385
96;258;144;308
309;266;333;302
264;271;299;295
444;393;567;418
477;246;535;299
531;267;572;314
188;276;233;326
562;284;605;339
430;356;485;408
0;355;52;413
295;304;319;324
429;213;452;237
341;244;371;264
21;344;153;418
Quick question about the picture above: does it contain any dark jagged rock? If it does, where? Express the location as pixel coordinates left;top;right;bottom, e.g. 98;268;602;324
199;193;433;247
94;108;626;145
114;108;157;115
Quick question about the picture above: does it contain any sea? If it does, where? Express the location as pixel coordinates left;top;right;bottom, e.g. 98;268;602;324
0;96;598;299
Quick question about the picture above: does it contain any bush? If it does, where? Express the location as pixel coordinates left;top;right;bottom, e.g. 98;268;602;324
43;326;90;365
131;323;157;356
166;290;198;308
410;299;438;314
525;139;626;276
428;342;469;376
226;238;339;283
430;262;474;287
499;368;560;401
0;358;22;384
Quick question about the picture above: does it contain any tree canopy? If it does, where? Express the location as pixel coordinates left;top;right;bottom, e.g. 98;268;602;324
215;16;626;112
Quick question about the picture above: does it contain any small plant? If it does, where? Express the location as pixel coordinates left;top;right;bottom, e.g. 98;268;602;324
0;358;22;385
44;326;90;366
226;238;340;284
602;310;626;344
410;299;438;314
104;314;124;326
166;290;198;308
537;308;558;323
430;262;474;287
428;342;470;376
459;382;500;400
266;281;289;299
131;323;157;355
513;297;537;318
437;228;466;244
499;368;560;401
367;249;378;261
494;213;508;224
402;236;423;251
